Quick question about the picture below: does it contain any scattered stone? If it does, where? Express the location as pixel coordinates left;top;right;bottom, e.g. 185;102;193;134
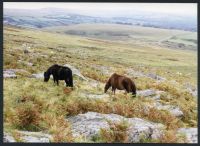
91;65;112;76
137;89;157;97
177;128;197;143
17;131;52;143
84;77;105;89
30;73;44;79
147;73;166;81
3;132;16;143
18;60;33;66
40;54;48;58
79;92;109;100
86;78;100;88
67;112;164;142
4;69;30;78
154;102;184;118
126;69;146;78
184;83;197;98
152;91;167;100
3;69;17;78
64;64;87;81
26;62;33;66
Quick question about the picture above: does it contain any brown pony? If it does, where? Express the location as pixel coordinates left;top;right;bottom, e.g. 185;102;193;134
104;73;136;96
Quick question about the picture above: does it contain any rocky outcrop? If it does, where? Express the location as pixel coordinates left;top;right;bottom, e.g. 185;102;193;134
64;64;87;81
67;112;164;142
177;128;198;143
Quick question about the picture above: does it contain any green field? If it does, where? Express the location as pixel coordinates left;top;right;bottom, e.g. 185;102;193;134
43;23;197;50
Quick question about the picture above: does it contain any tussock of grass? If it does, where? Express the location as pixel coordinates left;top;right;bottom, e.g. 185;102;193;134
14;101;42;131
42;115;74;142
159;130;187;143
93;120;129;143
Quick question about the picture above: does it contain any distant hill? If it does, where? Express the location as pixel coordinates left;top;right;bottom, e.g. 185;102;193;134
4;8;197;31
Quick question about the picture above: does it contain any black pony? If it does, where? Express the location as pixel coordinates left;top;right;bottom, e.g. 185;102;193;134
44;64;73;87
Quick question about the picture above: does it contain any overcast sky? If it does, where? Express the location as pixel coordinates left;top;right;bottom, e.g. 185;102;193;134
4;2;197;17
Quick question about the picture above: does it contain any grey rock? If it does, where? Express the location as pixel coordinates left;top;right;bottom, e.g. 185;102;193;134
67;112;164;142
79;92;109;100
17;131;52;143
154;102;184;118
177;128;198;143
31;73;44;79
152;91;167;100
86;78;101;88
40;54;48;58
18;60;33;66
64;64;87;81
137;89;157;97
3;132;16;142
91;65;112;76
184;83;197;98
147;73;166;81
4;69;30;78
26;62;33;66
3;69;17;78
126;69;146;78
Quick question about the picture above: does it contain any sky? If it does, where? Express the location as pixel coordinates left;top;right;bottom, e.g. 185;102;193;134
4;2;197;17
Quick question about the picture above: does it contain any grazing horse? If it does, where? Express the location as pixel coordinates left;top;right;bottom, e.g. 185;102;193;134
104;73;136;96
44;64;73;87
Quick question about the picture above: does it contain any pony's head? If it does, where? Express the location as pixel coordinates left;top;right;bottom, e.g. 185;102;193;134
132;91;136;97
44;71;50;82
104;81;111;93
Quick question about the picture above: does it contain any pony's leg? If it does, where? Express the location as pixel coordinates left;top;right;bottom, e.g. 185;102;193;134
56;80;59;86
112;87;114;94
113;88;116;95
123;81;129;94
65;79;69;87
53;77;56;83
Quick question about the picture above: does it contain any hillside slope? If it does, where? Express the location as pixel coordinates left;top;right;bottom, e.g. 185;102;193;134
3;25;197;143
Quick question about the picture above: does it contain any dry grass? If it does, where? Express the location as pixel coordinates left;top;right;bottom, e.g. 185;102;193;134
61;97;182;130
97;120;129;143
43;115;74;142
